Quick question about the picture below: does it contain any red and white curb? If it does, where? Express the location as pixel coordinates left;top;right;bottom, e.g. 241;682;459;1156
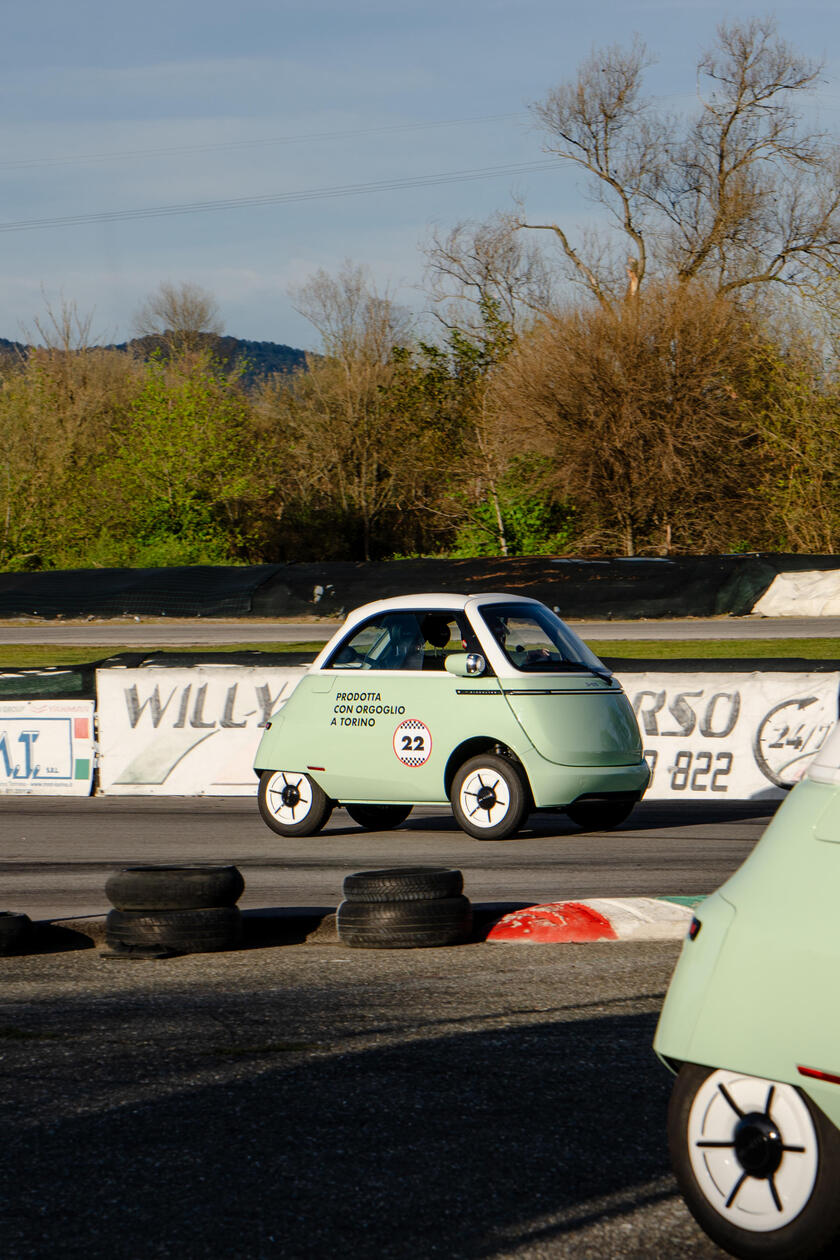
485;897;696;944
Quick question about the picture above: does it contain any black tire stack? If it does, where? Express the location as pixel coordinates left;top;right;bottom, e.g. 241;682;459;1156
0;911;31;956
104;865;245;958
337;866;472;949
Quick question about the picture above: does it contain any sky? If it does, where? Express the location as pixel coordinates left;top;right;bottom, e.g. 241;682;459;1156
2;0;840;352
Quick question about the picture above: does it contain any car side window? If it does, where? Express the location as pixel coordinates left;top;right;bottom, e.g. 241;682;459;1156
326;612;467;671
478;601;606;673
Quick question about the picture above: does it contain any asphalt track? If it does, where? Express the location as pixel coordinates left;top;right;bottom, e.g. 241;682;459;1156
0;710;785;1258
0;797;771;922
0;797;764;1258
1;937;724;1258
0;614;839;645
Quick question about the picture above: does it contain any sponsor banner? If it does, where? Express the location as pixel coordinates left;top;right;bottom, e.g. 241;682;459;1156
617;671;840;801
0;700;95;795
94;665;840;801
96;666;307;796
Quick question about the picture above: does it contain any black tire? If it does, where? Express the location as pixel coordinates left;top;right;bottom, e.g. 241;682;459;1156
344;804;413;831
258;769;332;837
566;798;635;830
105;864;244;911
105;907;243;955
0;911;31;955
450;753;528;840
342;866;463;902
336;896;473;948
668;1063;840;1259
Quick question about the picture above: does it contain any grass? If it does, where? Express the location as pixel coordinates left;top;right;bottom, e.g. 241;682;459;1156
590;637;839;659
0;642;326;669
0;637;836;670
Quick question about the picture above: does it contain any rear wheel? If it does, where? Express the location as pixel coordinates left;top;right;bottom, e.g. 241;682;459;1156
668;1063;840;1258
258;770;332;837
451;753;528;840
345;804;413;831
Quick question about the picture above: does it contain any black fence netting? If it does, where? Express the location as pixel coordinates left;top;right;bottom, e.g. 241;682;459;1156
0;565;284;619
251;553;840;620
1;553;840;621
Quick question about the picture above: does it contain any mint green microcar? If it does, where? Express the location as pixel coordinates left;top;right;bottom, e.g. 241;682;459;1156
253;593;649;840
654;721;840;1258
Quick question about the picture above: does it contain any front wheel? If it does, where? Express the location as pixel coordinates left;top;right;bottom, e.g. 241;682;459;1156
451;753;528;840
345;804;413;830
668;1064;840;1259
258;770;332;837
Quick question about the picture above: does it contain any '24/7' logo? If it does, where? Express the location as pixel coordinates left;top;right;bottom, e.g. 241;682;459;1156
753;697;834;787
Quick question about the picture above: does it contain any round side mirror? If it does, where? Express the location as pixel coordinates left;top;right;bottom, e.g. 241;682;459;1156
445;652;486;678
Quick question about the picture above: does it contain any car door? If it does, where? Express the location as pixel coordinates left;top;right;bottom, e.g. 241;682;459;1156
304;609;504;803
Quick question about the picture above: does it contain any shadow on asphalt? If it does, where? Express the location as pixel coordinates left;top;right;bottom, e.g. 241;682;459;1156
375;799;779;839
0;1003;687;1258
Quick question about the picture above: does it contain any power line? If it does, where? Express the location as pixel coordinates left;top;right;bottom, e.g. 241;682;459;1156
0;112;527;172
0;159;557;234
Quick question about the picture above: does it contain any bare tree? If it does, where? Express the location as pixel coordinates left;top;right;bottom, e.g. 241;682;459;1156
27;292;97;353
133;281;223;353
290;262;412;366
520;19;840;307
423;212;555;334
283;263;418;560
524;36;659;307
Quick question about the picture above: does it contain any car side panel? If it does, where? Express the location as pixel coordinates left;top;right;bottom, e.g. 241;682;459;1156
255;671;526;803
654;779;840;1133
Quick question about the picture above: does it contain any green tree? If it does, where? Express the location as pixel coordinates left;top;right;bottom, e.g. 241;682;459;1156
0;313;138;568
97;352;259;566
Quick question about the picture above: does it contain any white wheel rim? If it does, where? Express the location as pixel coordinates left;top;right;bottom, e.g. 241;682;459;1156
687;1070;818;1232
265;771;314;825
458;767;511;829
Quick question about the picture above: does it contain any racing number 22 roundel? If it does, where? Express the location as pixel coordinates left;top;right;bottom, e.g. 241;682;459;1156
393;718;432;767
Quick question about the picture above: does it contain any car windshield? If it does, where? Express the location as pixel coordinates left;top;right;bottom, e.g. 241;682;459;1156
326;611;468;671
477;602;609;675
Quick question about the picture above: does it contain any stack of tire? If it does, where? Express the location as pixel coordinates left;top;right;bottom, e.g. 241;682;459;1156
104;864;245;958
0;911;31;956
337;866;472;949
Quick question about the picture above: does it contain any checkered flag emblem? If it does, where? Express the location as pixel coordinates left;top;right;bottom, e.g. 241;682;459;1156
393;718;432;767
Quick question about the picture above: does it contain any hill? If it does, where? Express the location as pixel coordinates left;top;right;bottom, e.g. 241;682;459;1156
0;333;307;385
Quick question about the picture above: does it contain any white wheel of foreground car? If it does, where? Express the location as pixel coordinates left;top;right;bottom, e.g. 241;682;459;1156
669;1064;840;1258
450;753;528;840
258;770;332;837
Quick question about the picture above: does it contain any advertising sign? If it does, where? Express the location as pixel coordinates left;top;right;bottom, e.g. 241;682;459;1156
617;671;840;801
96;666;307;796
0;700;95;795
95;665;840;801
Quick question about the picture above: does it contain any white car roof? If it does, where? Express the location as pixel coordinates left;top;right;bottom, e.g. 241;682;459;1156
339;592;542;620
